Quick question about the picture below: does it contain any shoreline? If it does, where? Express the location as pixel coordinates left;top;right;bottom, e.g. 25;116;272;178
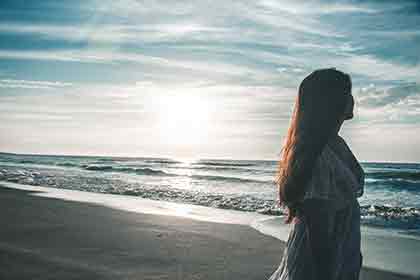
0;182;419;279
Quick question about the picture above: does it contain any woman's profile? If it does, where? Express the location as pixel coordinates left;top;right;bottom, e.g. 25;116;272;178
269;68;365;280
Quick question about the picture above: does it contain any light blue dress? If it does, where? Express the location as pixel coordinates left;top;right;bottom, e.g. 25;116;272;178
268;135;365;280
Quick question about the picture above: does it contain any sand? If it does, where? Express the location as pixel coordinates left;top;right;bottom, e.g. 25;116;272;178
0;185;417;280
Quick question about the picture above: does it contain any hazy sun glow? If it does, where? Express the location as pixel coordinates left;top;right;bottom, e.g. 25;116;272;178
154;91;213;147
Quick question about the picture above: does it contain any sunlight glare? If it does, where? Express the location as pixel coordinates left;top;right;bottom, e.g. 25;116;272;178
154;91;212;147
172;203;193;217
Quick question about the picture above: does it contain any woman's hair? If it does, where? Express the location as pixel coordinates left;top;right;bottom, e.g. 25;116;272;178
275;68;351;224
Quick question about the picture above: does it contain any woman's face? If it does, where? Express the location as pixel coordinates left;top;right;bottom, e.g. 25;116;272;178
343;93;354;120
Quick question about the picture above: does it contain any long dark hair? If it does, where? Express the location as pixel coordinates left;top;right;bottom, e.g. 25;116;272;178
275;68;351;224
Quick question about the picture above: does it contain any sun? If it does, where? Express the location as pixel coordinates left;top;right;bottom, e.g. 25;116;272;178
153;91;212;148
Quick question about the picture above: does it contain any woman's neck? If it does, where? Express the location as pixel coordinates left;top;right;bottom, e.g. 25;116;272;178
327;133;340;147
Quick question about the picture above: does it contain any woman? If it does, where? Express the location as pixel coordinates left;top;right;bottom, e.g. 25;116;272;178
268;68;365;280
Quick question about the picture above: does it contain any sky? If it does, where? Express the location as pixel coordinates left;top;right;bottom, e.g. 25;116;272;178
0;0;419;162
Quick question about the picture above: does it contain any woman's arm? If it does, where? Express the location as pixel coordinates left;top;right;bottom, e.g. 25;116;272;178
301;198;336;280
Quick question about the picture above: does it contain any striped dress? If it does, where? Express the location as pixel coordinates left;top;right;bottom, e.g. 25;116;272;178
268;135;365;280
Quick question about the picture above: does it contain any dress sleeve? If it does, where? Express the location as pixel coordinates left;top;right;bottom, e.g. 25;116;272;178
335;136;365;197
300;145;355;211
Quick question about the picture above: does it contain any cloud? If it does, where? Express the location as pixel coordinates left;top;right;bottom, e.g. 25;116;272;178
0;22;231;43
0;0;418;88
340;55;420;82
0;79;72;89
258;0;380;15
0;0;346;46
364;29;420;38
355;83;420;124
0;49;286;87
357;83;420;108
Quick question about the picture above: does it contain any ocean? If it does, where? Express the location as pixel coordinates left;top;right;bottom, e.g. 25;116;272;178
1;152;419;237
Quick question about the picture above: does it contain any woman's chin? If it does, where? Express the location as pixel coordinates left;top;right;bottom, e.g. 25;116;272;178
344;113;354;120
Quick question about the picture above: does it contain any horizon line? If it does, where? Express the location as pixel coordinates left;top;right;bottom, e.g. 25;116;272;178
1;151;419;165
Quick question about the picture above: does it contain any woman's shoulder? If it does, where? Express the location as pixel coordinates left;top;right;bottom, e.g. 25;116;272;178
327;134;348;154
331;135;365;195
302;145;341;198
301;141;357;211
329;135;360;164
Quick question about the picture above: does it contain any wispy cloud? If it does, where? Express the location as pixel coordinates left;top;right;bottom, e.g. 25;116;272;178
0;22;231;43
340;54;420;83
0;49;275;80
258;0;380;15
357;83;420;108
0;79;72;89
0;1;418;86
354;83;420;125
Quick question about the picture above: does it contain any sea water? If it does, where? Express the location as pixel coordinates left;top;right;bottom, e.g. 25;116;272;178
1;152;419;237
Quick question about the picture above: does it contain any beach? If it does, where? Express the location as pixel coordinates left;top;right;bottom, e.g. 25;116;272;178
2;0;420;279
0;183;418;280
